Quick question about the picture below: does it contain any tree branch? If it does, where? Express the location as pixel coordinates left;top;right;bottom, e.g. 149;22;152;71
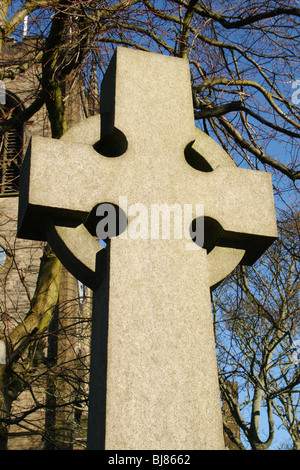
0;92;45;133
173;1;300;29
178;0;198;58
3;244;62;361
218;115;300;181
194;100;243;119
196;78;300;130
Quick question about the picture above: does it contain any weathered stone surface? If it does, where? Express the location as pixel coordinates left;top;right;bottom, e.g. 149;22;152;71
18;122;277;286
18;47;278;450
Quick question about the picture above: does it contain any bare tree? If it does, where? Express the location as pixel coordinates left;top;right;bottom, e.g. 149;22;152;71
2;1;300;185
0;0;299;449
213;210;300;450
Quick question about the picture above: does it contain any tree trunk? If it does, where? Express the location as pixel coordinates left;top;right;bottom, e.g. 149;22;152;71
0;245;62;449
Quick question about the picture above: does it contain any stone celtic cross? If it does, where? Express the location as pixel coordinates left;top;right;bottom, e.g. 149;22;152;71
18;47;277;450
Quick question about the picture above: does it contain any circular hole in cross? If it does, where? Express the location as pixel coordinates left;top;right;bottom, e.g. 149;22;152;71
0;246;6;268
190;216;224;252
84;203;128;245
184;141;213;172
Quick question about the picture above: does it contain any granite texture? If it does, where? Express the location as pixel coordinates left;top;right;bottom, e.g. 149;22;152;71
18;47;278;450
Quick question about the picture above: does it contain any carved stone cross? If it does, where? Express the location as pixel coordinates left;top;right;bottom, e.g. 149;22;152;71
18;47;277;450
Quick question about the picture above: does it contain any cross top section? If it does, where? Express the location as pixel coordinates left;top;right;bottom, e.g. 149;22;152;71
18;47;277;290
99;48;196;152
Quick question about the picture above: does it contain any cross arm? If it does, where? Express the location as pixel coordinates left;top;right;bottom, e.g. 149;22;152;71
17;135;124;241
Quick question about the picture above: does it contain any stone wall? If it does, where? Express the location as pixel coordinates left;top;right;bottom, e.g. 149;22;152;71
0;37;93;450
0;197;43;323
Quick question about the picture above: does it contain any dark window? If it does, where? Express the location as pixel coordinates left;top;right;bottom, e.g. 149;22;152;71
0;92;23;195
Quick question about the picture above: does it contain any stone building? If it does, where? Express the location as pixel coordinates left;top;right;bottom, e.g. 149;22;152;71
0;35;97;449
